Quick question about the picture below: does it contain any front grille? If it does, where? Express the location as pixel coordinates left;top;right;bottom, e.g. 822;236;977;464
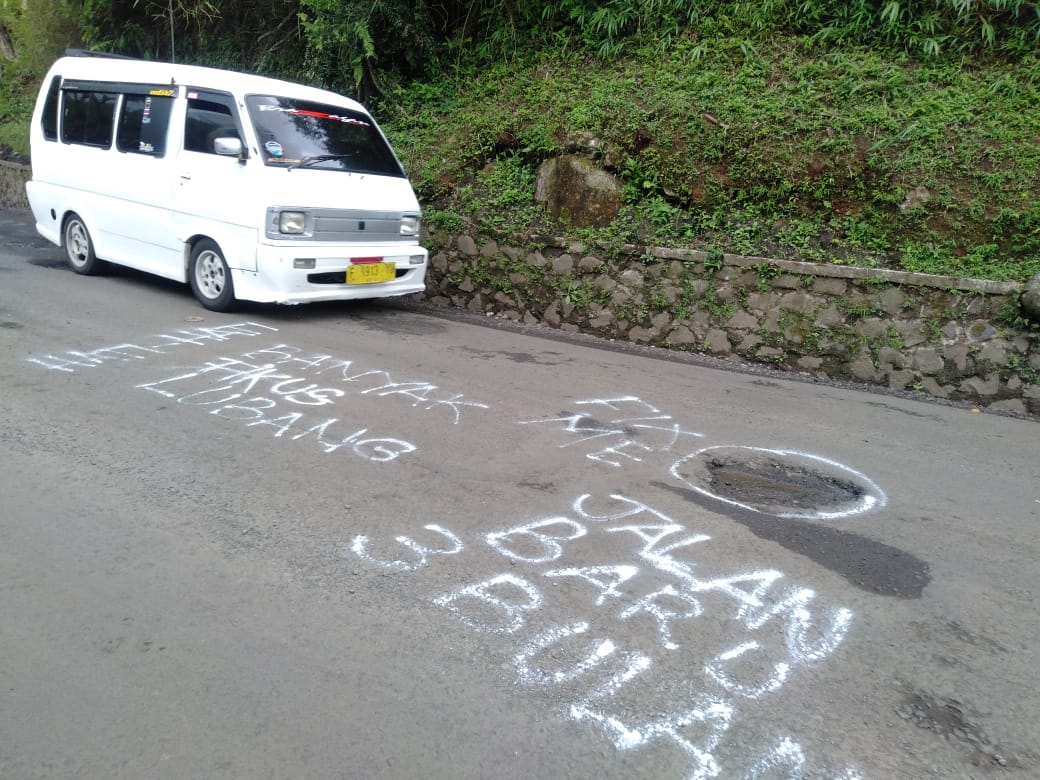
308;269;407;285
268;207;415;242
313;210;402;241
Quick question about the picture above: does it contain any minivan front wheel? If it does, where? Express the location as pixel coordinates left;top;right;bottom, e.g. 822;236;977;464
189;239;235;312
63;214;105;275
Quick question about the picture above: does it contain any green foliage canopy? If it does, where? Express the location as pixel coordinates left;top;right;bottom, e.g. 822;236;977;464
4;1;1033;94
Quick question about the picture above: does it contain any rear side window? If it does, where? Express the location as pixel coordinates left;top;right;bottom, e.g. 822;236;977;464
41;76;61;141
61;90;117;147
117;94;174;156
184;96;240;155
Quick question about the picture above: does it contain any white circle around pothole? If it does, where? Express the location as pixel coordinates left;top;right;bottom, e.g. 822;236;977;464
670;445;887;520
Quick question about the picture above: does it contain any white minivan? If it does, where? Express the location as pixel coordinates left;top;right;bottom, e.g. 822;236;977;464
25;51;428;311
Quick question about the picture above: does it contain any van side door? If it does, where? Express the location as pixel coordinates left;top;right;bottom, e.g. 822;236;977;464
101;85;181;276
173;89;258;272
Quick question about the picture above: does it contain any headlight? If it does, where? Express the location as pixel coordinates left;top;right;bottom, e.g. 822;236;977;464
400;215;420;236
279;211;307;234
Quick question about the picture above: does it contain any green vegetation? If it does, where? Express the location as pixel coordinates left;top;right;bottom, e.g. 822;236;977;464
1;1;1038;281
387;44;1040;283
1007;351;1039;384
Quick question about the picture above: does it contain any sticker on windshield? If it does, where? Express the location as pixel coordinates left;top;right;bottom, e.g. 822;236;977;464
257;105;370;126
265;140;284;157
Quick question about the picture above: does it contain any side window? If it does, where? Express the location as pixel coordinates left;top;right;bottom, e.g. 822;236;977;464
117;94;174;156
184;97;240;155
61;90;117;148
41;76;61;142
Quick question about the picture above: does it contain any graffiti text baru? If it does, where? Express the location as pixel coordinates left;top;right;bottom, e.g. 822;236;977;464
349;493;862;779
136;348;489;461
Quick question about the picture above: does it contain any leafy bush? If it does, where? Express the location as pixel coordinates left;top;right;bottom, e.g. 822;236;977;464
0;0;82;152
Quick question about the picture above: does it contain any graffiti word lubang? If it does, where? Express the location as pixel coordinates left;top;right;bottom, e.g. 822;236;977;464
349;492;863;779
137;356;423;462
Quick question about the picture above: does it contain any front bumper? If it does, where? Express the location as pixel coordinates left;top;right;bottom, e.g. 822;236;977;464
233;242;429;305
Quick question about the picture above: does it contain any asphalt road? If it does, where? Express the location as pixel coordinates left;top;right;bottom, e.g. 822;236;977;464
1;210;1038;779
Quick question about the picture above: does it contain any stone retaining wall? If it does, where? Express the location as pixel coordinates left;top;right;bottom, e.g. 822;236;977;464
422;232;1040;417
0;160;30;209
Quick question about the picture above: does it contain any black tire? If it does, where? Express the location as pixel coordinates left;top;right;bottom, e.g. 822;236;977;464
63;214;106;275
188;239;236;312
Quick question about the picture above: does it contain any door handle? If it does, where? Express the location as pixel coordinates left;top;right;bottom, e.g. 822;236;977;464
179;173;192;180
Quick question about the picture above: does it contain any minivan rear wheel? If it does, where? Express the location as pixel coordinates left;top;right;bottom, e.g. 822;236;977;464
63;214;106;275
189;239;235;312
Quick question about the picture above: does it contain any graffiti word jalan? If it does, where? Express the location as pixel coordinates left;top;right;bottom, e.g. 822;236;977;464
26;322;279;372
350;493;862;779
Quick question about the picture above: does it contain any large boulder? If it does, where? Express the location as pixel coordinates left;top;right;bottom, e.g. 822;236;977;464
1022;272;1040;321
535;155;621;228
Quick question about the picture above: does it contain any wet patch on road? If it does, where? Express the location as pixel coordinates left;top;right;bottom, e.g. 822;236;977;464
456;345;572;365
897;688;1028;770
864;400;946;421
348;309;449;335
262;299;452;334
28;256;66;269
516;478;558;493
911;618;1010;655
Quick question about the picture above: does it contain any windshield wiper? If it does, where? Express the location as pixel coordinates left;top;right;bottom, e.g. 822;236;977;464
287;153;354;171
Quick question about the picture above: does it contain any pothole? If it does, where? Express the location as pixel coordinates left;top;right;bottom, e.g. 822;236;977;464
704;459;863;509
670;446;886;520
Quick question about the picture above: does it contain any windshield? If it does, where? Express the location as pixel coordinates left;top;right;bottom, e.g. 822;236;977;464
245;95;405;177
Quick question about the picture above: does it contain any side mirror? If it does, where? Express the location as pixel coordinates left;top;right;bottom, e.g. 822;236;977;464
213;137;243;157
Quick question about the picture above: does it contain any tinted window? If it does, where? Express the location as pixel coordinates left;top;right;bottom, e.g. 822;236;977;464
61;90;117;147
245;95;404;177
41;76;61;141
184;97;240;155
117;94;174;156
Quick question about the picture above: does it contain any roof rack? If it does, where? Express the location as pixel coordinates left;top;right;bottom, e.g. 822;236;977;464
65;49;138;60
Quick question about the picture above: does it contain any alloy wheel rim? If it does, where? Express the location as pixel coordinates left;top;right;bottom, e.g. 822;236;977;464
196;251;225;298
67;223;88;266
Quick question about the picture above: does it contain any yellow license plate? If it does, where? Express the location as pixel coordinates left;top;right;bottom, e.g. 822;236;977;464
346;262;395;285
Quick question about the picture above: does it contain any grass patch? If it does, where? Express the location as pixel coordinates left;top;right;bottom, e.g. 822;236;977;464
381;38;1040;282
